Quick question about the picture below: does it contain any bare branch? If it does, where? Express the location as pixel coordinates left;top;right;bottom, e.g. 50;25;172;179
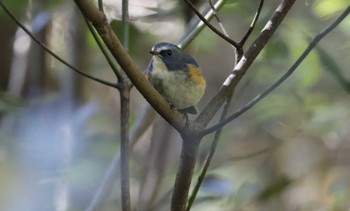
187;2;266;206
0;1;117;89
195;0;297;129
178;0;227;48
186;4;236;207
74;0;185;131
187;88;234;210
98;0;104;12
200;5;350;137
170;2;297;210
120;90;131;211
183;0;241;49
122;0;129;49
83;16;123;84
239;0;264;46
119;0;132;210
208;0;229;36
171;137;201;211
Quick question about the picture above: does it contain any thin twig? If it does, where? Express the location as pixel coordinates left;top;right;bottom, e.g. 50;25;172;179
98;0;104;12
183;0;240;49
178;0;228;48
239;0;264;46
83;16;123;84
208;0;229;36
195;0;296;128
208;0;239;64
122;0;129;49
200;5;350;137
186;89;234;211
0;1;117;89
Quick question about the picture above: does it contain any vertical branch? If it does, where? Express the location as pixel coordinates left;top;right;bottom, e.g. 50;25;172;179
122;0;129;49
119;87;131;211
186;90;234;211
186;0;246;207
98;0;104;12
171;137;201;211
120;1;132;211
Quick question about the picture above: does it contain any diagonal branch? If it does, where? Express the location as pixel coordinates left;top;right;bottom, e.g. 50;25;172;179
0;1;117;89
195;0;297;129
200;5;350;137
183;0;241;49
239;0;264;46
178;0;228;48
74;0;185;132
208;0;229;38
83;16;123;84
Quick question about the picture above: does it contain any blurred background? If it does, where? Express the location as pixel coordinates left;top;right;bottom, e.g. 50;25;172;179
0;0;349;210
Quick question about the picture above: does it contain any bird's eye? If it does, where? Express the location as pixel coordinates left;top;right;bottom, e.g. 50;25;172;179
166;49;172;56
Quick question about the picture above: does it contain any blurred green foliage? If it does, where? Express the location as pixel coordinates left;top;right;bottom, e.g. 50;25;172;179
0;0;349;211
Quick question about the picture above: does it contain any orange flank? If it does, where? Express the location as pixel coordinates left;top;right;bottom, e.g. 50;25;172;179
187;64;206;86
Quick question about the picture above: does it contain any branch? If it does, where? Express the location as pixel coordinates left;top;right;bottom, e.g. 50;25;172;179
186;88;234;210
178;0;227;48
122;0;129;49
239;0;264;46
200;5;350;137
171;2;296;210
120;89;131;211
171;136;201;211
119;0;132;210
183;0;240;49
83;16;123;83
208;0;229;37
74;0;185;131
195;0;297;129
0;1;117;89
98;0;103;12
187;1;237;208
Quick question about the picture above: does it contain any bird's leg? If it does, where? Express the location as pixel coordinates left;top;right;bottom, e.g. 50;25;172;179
183;111;190;131
169;104;190;131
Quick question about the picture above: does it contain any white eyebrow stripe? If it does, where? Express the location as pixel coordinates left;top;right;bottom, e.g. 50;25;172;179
153;45;170;52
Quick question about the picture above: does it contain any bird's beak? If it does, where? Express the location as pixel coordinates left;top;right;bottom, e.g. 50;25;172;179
149;50;159;55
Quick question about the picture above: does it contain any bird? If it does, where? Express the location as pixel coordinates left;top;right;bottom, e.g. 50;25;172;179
145;42;206;115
